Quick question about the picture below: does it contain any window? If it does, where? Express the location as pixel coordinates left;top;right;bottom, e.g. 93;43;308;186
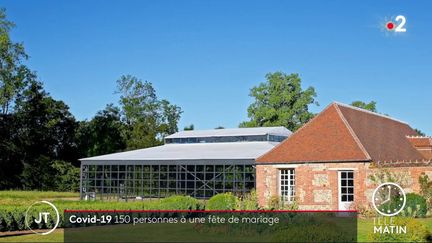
279;169;295;203
340;171;354;202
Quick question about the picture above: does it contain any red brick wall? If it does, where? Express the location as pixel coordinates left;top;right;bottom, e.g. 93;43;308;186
256;163;432;210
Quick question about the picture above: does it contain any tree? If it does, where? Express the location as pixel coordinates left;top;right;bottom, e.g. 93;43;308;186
76;104;126;158
350;101;377;112
116;75;182;149
415;129;426;137
15;80;78;189
0;114;23;189
240;72;318;131
184;124;194;131
160;99;182;136
0;8;33;115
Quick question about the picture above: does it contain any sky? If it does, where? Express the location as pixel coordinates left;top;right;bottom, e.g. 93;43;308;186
1;0;431;135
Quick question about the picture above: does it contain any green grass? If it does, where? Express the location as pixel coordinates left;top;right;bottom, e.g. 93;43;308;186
0;191;79;206
0;230;63;242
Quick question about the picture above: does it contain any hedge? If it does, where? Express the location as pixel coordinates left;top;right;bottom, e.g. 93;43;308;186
0;195;203;232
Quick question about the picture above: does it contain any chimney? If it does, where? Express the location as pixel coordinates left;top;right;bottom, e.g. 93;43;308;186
407;136;432;160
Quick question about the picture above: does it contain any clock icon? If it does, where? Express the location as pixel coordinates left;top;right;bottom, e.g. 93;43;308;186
372;182;406;217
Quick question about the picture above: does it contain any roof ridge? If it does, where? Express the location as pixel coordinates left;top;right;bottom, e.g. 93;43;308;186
333;101;408;125
334;104;372;161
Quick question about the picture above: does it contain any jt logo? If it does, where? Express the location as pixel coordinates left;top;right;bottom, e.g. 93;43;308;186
34;212;50;224
25;201;60;235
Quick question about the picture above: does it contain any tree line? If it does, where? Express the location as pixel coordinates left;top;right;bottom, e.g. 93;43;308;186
0;9;182;191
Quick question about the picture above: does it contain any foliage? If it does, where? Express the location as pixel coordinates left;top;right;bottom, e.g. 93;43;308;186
236;190;259;210
0;194;203;231
266;195;299;210
415;129;426;136
15;81;79;189
368;169;410;188
349;202;377;218
153;195;203;210
116;75;182;150
50;160;80;192
368;217;431;242
0;114;23;189
76;104;126;158
350;101;377;112
184;124;194;131
401;193;427;218
240;72;318;131
419;173;432;210
206;193;238;210
0;8;33;116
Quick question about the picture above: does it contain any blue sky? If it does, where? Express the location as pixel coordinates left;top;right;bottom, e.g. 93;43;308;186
2;0;431;134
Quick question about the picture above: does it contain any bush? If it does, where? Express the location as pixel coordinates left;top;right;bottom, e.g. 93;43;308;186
369;217;431;242
402;193;427;218
206;193;238;210
419;173;432;212
266;196;298;210
157;195;203;210
236;190;259;210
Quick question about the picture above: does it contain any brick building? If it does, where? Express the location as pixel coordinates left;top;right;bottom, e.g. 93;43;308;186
256;102;432;210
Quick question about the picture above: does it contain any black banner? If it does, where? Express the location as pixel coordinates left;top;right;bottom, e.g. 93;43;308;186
64;210;357;242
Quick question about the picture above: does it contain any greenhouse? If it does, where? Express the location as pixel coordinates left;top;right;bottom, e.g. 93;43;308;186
79;127;291;200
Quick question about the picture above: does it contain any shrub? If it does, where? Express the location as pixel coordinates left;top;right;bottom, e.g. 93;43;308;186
419;173;432;211
349;202;377;218
402;193;427;218
368;217;431;242
236;190;259;210
206;193;238;210
157;195;203;210
266;196;298;210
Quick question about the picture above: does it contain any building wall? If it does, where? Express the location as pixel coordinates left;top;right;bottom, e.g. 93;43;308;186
256;163;432;210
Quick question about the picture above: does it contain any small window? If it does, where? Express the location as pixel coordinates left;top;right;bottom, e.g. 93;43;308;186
280;169;295;203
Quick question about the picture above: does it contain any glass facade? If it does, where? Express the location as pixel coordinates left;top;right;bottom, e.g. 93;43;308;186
165;134;287;144
81;162;255;200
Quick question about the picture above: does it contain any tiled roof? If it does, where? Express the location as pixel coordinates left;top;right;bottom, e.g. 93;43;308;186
257;102;425;163
407;136;432;148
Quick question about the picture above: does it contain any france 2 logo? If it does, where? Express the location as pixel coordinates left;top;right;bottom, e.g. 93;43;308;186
385;15;407;32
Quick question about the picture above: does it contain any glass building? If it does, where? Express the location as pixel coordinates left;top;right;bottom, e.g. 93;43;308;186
79;127;291;200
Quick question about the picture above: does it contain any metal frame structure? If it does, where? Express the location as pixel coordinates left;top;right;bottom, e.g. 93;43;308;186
80;160;255;200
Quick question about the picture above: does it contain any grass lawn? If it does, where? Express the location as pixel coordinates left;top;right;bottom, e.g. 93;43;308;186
0;191;79;206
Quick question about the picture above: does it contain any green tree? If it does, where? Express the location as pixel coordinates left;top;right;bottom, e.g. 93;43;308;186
76;104;126;158
50;160;80;191
415;129;426;136
184;124;194;131
0;114;22;189
240;72;318;131
116;75;182;149
0;8;33;115
350;100;377;112
160;99;182;136
15;80;78;189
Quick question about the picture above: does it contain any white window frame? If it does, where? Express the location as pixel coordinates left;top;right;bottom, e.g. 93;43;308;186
279;169;295;203
339;170;354;203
